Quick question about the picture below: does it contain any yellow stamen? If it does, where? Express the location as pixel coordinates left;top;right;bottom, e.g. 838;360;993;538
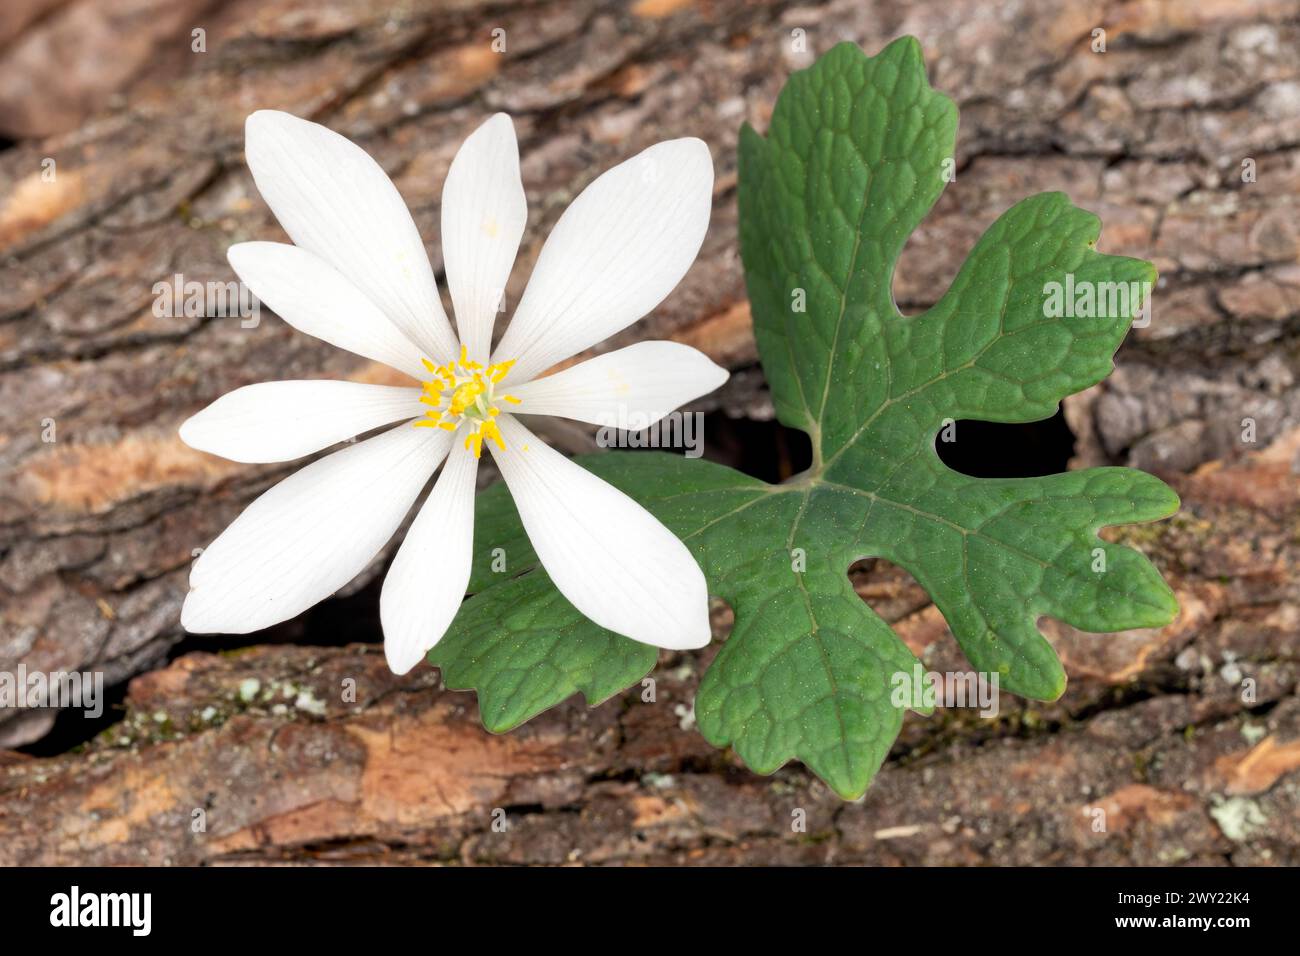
414;347;520;457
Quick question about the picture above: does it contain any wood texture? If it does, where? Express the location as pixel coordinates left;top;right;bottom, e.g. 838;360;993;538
0;0;1297;864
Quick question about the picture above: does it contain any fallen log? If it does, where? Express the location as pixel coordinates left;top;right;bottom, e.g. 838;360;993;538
0;0;1297;863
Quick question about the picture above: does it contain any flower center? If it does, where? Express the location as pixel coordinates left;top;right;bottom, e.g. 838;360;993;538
415;345;520;457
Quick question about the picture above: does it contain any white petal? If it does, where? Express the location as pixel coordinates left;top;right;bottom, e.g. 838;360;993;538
244;110;458;364
493;138;713;382
510;341;727;427
380;443;479;674
180;380;424;464
441;113;526;364
182;423;451;635
229;242;428;381
490;416;710;650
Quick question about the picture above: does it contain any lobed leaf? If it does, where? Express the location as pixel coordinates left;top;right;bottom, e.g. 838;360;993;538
430;37;1179;798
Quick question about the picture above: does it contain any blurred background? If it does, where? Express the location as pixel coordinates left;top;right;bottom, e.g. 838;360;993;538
0;0;1297;864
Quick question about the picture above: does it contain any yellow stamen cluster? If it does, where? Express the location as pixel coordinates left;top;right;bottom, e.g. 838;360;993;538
415;345;521;457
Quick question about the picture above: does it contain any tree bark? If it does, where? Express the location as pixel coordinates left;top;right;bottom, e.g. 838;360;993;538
0;0;1297;863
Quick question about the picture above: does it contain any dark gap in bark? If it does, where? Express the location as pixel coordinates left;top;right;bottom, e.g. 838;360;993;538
14;578;389;756
14;679;130;757
699;412;814;482
934;407;1076;478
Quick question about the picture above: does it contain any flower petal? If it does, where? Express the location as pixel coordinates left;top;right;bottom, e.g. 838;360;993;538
182;423;450;635
180;380;424;464
380;443;479;674
490;416;710;650
510;341;727;427
441;113;526;364
244;110;458;364
228;242;428;381
493;138;713;382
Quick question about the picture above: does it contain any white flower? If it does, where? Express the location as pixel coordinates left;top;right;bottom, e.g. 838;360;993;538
179;111;727;674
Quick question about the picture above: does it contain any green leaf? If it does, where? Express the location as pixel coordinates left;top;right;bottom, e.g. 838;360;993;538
431;37;1179;798
434;569;657;732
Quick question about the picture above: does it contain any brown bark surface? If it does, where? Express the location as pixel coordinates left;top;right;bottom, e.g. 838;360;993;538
1;0;1297;864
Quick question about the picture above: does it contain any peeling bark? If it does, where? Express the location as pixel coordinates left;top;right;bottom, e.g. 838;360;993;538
0;0;1297;863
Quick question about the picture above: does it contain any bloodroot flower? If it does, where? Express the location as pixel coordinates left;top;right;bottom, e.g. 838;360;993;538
180;111;726;673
